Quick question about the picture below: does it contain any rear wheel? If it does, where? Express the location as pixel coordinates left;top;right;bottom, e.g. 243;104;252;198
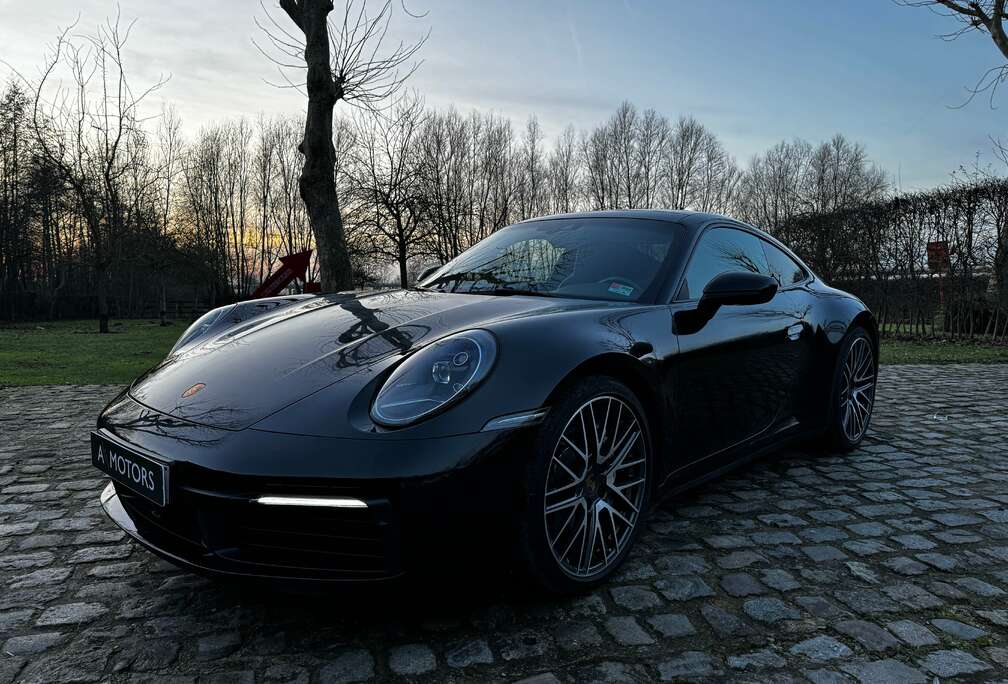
822;327;877;451
517;377;652;594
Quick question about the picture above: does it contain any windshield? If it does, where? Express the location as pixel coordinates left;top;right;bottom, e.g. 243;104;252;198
420;218;681;302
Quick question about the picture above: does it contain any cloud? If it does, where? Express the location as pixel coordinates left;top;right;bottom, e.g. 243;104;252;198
568;20;583;72
0;0;1000;188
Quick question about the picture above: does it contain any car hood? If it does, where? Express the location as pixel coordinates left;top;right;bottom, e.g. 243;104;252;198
128;289;597;430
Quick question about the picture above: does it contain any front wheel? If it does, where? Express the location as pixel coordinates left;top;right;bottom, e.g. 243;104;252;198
822;327;877;451
517;377;652;594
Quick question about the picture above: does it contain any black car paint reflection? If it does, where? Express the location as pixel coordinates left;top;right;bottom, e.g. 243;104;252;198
95;210;877;586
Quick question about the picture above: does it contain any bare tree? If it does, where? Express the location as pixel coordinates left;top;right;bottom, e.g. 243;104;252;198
636;109;669;209
153;105;183;324
257;0;427;292
271;116;314;270
0;81;31;315
415;109;468;260
581;125;613;210
415;109;515;262
693;134;741;214
515;116;547;219
547;125;581;214
662;116;710;210
736;139;813;235
610;102;640;208
252;115;278;286
28;13;165;331
349;93;427;286
802;135;888;216
178;120;259;300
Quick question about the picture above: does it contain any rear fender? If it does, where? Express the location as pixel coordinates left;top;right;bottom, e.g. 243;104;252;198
804;285;877;429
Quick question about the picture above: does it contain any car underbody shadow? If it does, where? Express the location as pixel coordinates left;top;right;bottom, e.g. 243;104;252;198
203;541;547;626
653;441;842;515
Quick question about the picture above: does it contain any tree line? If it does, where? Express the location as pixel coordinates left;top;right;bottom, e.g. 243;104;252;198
3;1;1008;341
782;171;1008;340
0;69;898;315
1;8;1006;341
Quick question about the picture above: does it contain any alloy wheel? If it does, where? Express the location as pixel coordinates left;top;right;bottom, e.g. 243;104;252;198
543;395;647;579
840;337;876;442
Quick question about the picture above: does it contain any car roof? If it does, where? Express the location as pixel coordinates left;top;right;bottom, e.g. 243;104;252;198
520;209;766;240
518;209;811;275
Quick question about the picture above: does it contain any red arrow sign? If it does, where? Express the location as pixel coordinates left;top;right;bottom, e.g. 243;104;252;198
251;250;312;299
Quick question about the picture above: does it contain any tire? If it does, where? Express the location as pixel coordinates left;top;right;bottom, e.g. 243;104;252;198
821;326;877;452
517;376;653;594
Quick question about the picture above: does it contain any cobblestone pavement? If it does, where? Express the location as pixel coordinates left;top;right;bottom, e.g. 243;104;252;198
1;364;1008;683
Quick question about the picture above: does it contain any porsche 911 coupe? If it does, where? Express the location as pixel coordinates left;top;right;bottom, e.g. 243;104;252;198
93;210;878;593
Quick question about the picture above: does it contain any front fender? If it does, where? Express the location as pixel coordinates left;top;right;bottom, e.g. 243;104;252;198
170;295;317;355
251;304;673;440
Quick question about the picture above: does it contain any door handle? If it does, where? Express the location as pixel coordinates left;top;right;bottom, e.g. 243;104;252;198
787;323;803;341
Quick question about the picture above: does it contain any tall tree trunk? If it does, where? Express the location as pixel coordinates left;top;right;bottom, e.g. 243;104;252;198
160;278;167;326
398;240;408;288
283;0;354;292
96;264;109;334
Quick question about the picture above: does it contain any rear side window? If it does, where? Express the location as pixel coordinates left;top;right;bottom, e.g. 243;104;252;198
762;240;806;286
677;227;769;300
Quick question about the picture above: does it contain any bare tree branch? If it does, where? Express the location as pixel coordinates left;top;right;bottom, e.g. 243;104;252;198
898;0;1008;102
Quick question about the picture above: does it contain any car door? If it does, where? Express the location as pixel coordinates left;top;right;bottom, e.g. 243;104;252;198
671;224;804;474
759;235;817;426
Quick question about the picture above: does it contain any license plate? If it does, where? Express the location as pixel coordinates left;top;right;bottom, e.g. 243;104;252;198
91;433;169;507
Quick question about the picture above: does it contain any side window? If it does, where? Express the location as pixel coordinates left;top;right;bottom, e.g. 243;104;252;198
677;227;769;300
761;240;806;287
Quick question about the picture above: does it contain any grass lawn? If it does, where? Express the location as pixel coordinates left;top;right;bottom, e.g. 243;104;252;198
0;319;179;387
878;338;1008;365
1;318;1007;386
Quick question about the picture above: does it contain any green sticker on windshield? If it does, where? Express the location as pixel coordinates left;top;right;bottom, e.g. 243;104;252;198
608;282;634;297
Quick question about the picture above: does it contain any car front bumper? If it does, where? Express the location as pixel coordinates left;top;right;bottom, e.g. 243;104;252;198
100;480;408;584
95;394;533;584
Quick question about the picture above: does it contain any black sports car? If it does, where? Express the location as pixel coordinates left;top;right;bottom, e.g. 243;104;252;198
93;210;878;593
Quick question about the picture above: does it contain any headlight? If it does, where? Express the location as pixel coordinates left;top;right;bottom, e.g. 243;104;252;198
370;329;497;427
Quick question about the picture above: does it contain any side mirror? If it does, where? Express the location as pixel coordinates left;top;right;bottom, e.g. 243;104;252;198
698;271;778;316
416;264;441;285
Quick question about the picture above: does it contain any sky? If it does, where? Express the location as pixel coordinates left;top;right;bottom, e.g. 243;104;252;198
1;0;1006;190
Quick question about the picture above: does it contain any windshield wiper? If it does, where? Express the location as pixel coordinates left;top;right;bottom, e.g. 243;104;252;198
469;287;555;298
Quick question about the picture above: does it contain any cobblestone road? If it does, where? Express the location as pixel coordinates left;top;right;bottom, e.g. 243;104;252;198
1;364;1007;683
